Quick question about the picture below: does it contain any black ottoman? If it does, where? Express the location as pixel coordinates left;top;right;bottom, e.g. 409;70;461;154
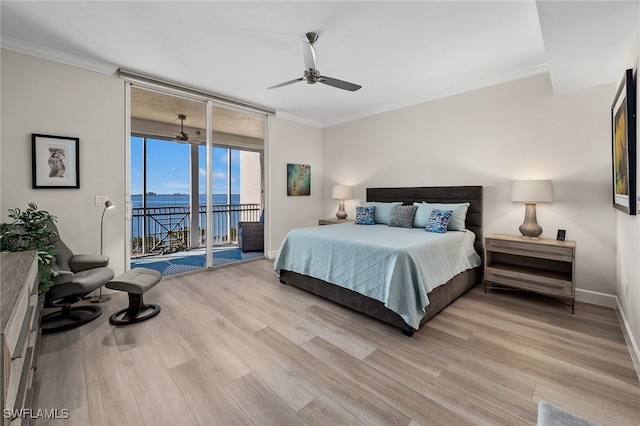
106;268;162;325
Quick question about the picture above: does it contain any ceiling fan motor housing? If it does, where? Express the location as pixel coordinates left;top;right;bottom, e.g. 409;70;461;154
305;32;318;44
304;69;321;84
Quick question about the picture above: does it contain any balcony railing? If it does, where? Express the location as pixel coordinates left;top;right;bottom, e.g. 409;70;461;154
131;203;261;256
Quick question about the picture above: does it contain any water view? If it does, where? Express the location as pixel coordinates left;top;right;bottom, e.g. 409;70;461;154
132;193;240;208
131;193;259;255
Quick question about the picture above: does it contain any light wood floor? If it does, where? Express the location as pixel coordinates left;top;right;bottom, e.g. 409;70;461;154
32;259;640;425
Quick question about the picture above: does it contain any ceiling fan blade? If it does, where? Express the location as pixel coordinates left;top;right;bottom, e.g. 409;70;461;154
319;76;362;92
268;78;304;90
301;41;317;71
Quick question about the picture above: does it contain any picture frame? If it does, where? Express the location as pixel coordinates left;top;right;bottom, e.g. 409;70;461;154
287;163;310;196
611;69;636;215
32;134;80;189
556;229;566;242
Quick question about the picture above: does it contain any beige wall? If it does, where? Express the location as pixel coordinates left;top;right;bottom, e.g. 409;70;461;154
1;49;127;275
323;73;616;298
615;38;640;372
266;116;323;258
240;150;262;207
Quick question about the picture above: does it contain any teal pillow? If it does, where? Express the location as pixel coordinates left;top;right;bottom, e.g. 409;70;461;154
413;202;470;231
368;202;402;225
412;203;434;228
426;209;453;233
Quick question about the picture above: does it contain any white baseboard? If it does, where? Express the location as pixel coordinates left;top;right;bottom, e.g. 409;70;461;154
541;288;639;380
267;250;279;259
615;297;640;382
575;288;618;308
573;289;640;381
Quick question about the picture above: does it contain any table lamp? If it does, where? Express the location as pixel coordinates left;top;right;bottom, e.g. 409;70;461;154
511;180;553;239
332;185;353;220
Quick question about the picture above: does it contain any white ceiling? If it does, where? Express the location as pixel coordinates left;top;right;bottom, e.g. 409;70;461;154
1;1;638;128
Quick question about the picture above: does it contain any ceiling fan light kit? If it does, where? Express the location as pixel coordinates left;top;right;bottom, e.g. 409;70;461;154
175;114;189;141
269;32;362;92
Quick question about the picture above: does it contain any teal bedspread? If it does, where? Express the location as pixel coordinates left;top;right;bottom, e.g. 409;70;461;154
274;223;481;329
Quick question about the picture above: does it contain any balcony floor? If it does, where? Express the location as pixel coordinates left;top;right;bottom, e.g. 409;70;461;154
131;245;264;275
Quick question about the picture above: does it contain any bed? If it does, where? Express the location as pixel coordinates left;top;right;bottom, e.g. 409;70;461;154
275;186;483;336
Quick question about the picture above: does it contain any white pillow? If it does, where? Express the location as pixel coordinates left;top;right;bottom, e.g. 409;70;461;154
413;202;470;231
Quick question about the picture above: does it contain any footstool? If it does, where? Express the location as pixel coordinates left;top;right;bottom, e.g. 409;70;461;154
106;267;162;325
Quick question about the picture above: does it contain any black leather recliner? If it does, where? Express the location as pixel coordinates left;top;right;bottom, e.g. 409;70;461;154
41;221;115;334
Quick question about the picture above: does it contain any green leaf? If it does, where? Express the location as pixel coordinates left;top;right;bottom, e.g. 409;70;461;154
1;203;58;293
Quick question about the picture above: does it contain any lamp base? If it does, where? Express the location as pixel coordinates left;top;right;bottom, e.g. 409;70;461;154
90;287;111;303
519;202;543;239
336;200;347;220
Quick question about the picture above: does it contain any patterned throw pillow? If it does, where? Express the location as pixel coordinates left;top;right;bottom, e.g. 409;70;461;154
425;209;453;233
355;206;376;225
388;205;417;229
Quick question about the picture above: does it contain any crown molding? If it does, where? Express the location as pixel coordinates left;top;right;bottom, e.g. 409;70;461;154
1;36;548;130
274;111;323;128
323;63;549;128
1;36;118;75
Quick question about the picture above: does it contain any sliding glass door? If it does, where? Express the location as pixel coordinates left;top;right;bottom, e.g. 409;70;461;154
128;87;265;275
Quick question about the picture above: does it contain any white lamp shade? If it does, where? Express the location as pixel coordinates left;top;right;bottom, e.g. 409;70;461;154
332;185;353;200
511;180;553;203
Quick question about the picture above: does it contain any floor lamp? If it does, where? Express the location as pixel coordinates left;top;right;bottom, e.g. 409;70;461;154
91;200;114;303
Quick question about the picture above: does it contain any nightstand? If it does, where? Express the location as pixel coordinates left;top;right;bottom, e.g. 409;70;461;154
484;233;576;313
318;218;354;225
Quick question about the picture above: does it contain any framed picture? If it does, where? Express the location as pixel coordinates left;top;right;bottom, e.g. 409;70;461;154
612;69;636;215
287;163;310;196
32;134;80;189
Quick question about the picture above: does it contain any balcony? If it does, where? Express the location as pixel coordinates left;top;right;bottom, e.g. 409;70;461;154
131;203;261;256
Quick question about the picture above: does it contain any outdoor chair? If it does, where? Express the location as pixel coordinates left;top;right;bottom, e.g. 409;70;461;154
238;211;264;253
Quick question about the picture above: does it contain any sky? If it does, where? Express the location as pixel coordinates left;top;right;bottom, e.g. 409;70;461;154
131;137;241;195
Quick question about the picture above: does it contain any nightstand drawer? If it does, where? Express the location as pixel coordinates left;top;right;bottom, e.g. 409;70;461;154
486;238;573;262
486;267;573;297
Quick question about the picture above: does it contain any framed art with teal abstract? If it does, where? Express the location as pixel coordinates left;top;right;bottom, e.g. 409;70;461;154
287;163;310;196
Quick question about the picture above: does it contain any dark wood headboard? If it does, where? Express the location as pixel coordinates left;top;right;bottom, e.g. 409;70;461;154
366;186;483;256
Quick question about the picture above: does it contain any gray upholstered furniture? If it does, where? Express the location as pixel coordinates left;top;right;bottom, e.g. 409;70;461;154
238;211;264;253
279;186;483;336
537;401;600;426
106;267;162;325
42;221;115;334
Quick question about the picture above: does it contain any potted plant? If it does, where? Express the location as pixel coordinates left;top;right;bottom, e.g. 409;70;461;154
0;202;58;293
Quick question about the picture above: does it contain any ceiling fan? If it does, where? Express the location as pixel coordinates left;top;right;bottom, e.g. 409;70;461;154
268;32;362;92
175;114;188;141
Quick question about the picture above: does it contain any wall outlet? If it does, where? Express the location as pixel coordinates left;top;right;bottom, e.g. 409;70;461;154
95;195;108;207
626;281;630;299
